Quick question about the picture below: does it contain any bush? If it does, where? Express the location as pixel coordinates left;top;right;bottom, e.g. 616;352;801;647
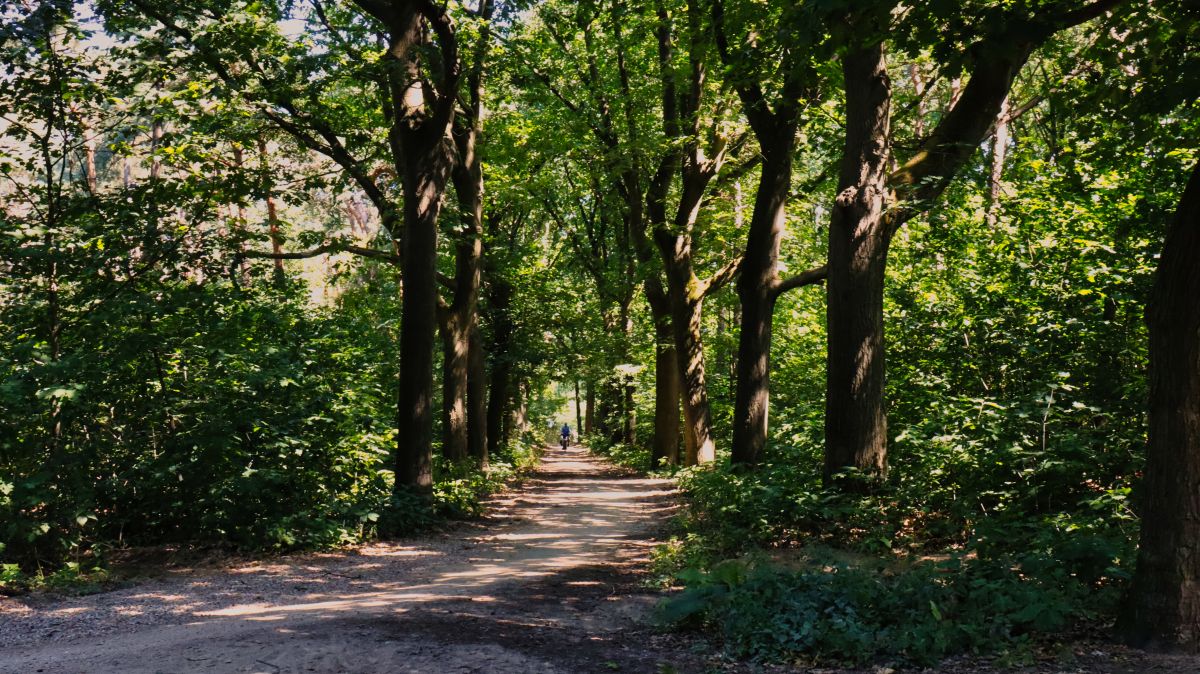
659;551;1118;667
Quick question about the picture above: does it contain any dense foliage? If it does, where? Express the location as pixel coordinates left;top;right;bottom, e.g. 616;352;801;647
3;0;1199;666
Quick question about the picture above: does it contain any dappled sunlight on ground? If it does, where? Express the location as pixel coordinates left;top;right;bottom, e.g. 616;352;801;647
0;446;694;674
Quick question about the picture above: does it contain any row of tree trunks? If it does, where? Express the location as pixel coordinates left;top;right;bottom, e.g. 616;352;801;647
439;0;491;468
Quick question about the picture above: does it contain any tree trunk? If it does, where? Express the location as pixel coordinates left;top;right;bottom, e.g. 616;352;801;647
823;43;892;485
395;145;453;495
507;382;527;445
585;380;595;435
620;302;637;446
485;276;513;458
656;227;717;465
675;291;714;464
597;378;616;442
622;377;637;446
573;378;584;445
257;138;284;272
652;301;682;467
440;310;470;462
1117;161;1200;650
467;316;487;467
986;96;1010;226
731;139;795;465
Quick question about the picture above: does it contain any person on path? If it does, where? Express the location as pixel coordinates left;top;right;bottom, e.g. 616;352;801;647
560;423;571;450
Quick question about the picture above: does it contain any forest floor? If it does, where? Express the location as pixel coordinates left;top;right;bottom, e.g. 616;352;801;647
2;447;1199;674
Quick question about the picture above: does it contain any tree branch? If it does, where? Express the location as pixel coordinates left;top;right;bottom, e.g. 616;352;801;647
772;264;828;298
243;241;399;264
701;255;742;297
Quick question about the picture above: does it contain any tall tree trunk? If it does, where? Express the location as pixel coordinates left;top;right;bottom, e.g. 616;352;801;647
440;310;470;462
1117;161;1200;650
651;297;682;466
454;0;491;469
823;43;892;485
509;381;528;439
620;302;637;446
655;219;721;465
573;379;584;444
257;138;284;271
623;380;637;445
342;0;463;498
395;145;454;494
987;96;1010;226
468;317;487;467
731;140;795;465
674;290;714;464
819;12;1048;486
485;276;513;458
585;380;595;435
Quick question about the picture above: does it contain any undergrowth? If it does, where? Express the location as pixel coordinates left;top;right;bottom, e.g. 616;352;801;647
0;437;542;594
651;439;1137;668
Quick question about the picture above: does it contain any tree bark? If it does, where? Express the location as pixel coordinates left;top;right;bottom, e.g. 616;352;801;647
395;145;452;493
620;303;637;446
655;230;717;465
573;378;584;445
820;7;1071;484
731;139;795;465
468;316;487;467
485;275;513;458
1117;161;1200;650
441;155;484;463
257;138;284;272
987;96;1010;226
585;379;595;435
823;43;893;485
439;309;470;462
651;296;682;466
344;0;463;497
507;381;527;444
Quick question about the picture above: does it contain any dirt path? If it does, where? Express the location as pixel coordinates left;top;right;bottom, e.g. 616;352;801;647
0;447;702;673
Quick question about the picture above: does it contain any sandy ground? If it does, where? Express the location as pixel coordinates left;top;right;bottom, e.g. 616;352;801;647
0;446;702;673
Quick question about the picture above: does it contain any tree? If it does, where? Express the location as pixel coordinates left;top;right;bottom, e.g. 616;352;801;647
712;0;829;465
110;0;483;495
820;0;1126;484
1116;159;1200;650
646;0;746;465
1113;0;1200;648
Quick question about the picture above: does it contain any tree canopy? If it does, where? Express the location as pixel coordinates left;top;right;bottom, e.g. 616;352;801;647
2;0;1199;662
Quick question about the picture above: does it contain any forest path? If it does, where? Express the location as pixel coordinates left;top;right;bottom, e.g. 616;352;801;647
0;446;702;673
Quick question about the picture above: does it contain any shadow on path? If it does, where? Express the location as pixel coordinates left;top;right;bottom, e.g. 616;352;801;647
0;446;701;674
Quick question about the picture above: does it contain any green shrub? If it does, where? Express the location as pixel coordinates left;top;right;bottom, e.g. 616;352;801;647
659;551;1117;667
